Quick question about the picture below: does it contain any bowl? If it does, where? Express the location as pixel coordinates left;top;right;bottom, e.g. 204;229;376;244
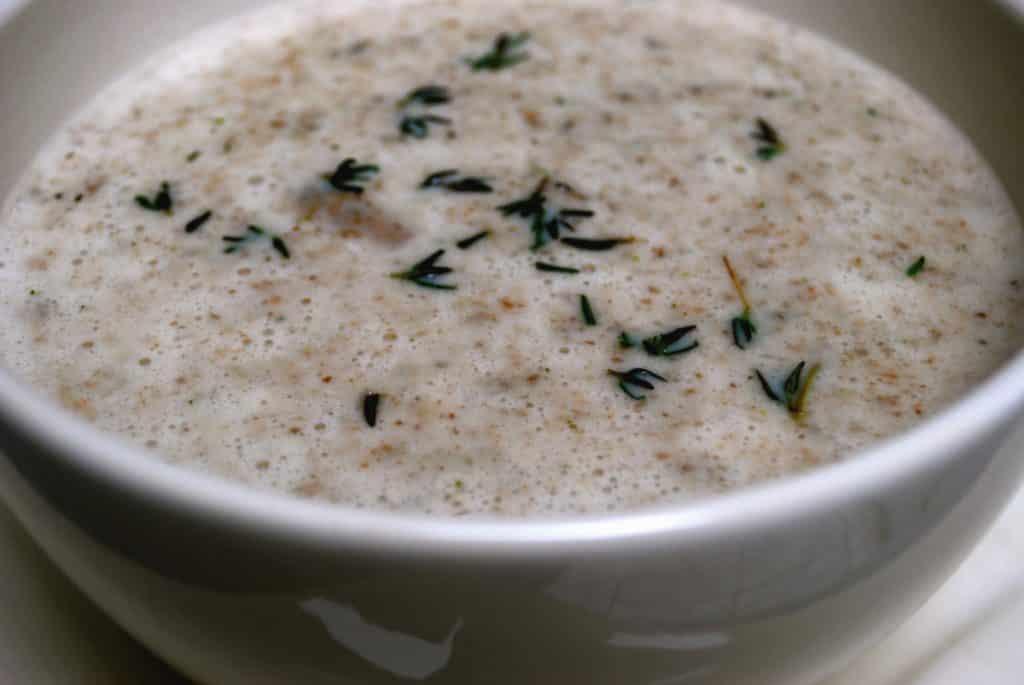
1;1;1023;683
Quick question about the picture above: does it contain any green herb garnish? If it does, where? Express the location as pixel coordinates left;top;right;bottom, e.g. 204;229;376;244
135;182;172;213
907;256;926;278
397;85;453;139
536;262;579;274
187;150;201;163
421;170;493;193
561;237;632;251
732;316;756;350
398;85;451;108
469;32;531;71
609;368;667;401
618;332;637;349
400;114;452;139
391;250;456;290
499;178;548;223
324;158;379;194
752;117;785;161
185;210;213;234
642;326;699;357
456;230;491;250
363;393;381;428
558;209;595;219
756;361;821;419
723;255;757;349
223;225;290;259
498;177;594;249
580;294;598;325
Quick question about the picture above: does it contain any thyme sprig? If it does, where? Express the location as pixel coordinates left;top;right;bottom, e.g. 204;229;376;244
609;368;667;401
324;158;380;194
723;255;757;349
497;177;595;250
756;361;821;418
135;182;173;213
752;117;785;161
469;32;531;71
223;225;290;259
421;170;494;193
642;326;699;357
391;249;457;290
363;393;381;428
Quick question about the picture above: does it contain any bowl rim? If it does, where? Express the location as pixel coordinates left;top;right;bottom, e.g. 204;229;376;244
1;0;1024;560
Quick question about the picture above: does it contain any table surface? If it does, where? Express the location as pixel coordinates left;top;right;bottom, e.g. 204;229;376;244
3;0;1024;682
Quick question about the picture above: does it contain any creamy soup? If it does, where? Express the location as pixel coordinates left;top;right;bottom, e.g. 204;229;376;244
1;0;1022;516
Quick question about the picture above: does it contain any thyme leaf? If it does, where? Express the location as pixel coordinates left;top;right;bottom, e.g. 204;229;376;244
185;210;213;234
445;177;494;193
398;84;451;109
271;236;291;260
756;369;781;403
561;237;632;251
752;117;785;161
559;209;594;219
456;230;491;250
618;332;637;349
400;114;452;139
580;294;598;326
135;182;173;213
363;393;381;428
642;326;699;357
535;261;579;274
391;249;457;290
421;170;493;193
907;256;926;277
324;158;380;194
421;170;458;187
469;32;531;71
609;368;667;401
223;225;290;259
732;316;757;350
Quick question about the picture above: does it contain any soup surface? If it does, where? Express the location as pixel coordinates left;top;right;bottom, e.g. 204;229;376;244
1;0;1022;516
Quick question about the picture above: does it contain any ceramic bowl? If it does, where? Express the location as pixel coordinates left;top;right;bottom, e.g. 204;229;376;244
1;1;1023;683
